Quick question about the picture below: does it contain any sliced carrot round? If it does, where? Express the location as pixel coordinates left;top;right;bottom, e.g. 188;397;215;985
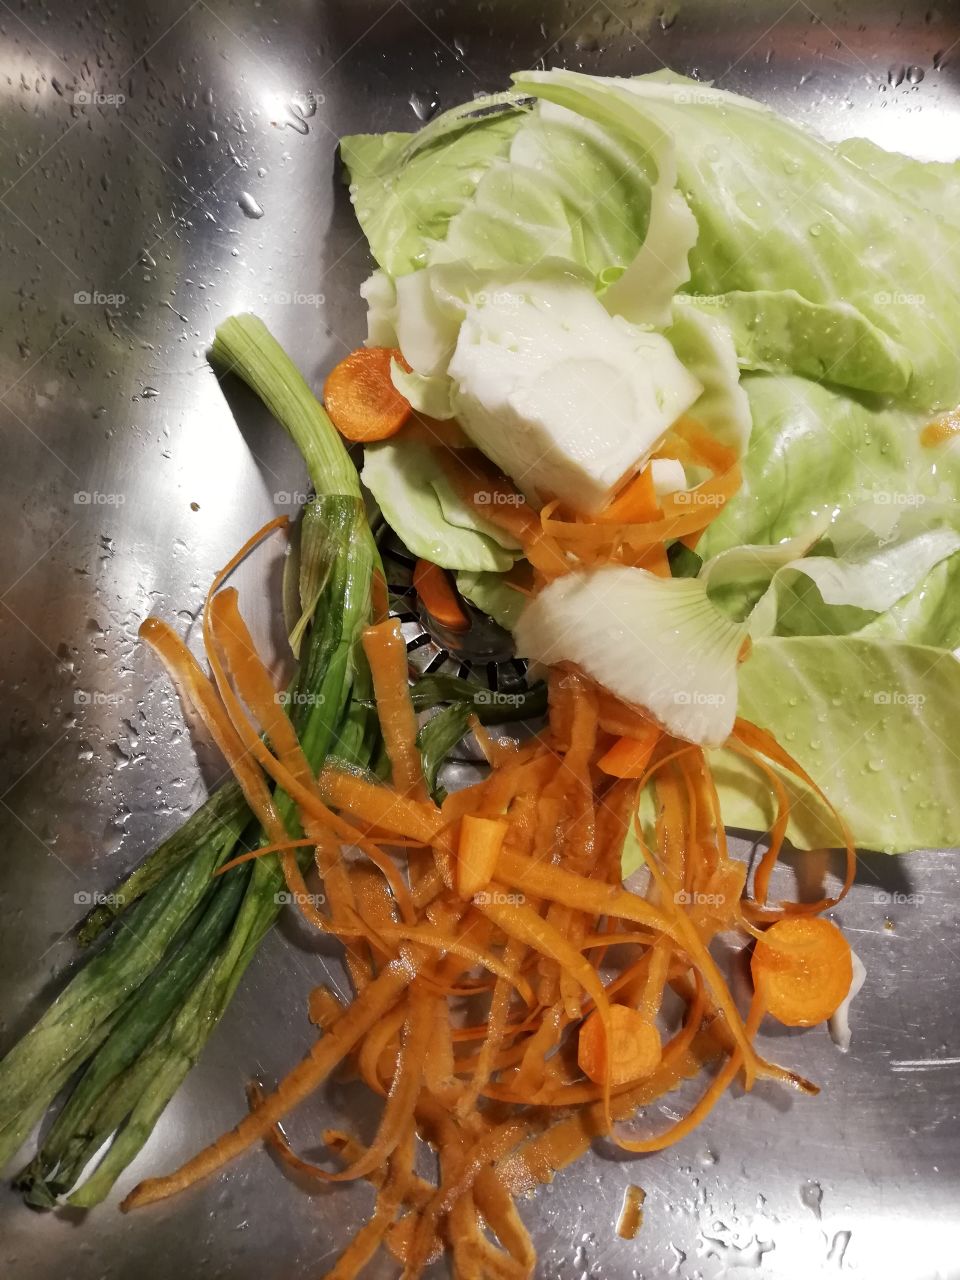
578;1004;662;1087
323;347;412;442
751;916;852;1027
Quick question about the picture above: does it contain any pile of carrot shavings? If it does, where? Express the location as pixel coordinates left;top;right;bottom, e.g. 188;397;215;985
120;406;855;1279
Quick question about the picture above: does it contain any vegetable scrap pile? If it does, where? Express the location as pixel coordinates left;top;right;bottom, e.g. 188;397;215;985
3;59;960;1279
115;335;854;1277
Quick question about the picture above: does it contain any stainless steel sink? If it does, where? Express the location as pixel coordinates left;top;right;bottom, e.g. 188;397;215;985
1;2;959;1277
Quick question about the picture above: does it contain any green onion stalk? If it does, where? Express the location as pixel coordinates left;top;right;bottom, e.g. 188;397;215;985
0;315;539;1209
0;315;380;1204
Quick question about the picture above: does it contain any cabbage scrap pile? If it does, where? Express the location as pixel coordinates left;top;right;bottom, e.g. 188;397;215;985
341;70;960;855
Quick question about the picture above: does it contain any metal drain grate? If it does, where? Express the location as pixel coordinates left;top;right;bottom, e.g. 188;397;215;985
377;529;537;787
378;530;530;695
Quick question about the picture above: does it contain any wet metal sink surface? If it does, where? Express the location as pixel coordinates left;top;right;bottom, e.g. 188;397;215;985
1;2;959;1277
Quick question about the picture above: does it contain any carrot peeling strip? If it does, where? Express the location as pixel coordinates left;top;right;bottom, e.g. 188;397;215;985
122;959;419;1210
363;618;429;801
125;463;857;1280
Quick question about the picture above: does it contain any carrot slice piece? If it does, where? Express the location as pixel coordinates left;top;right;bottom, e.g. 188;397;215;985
752;916;853;1027
598;465;660;524
413;559;470;632
457;815;508;899
324;347;412;442
578;1004;662;1087
597;727;660;779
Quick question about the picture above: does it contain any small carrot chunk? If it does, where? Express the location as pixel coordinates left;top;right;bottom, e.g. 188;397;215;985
413;559;470;632
597;727;660;779
324;347;412;442
578;1004;662;1087
599;465;660;524
921;410;960;447
751;916;852;1027
457;815;508;900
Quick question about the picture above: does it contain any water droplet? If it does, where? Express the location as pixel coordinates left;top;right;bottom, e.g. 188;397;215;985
809;222;823;238
290;90;318;120
408;89;440;121
238;191;264;219
800;1180;823;1219
888;64;906;87
867;758;883;772
141;385;159;399
827;1229;851;1268
906;65;925;85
